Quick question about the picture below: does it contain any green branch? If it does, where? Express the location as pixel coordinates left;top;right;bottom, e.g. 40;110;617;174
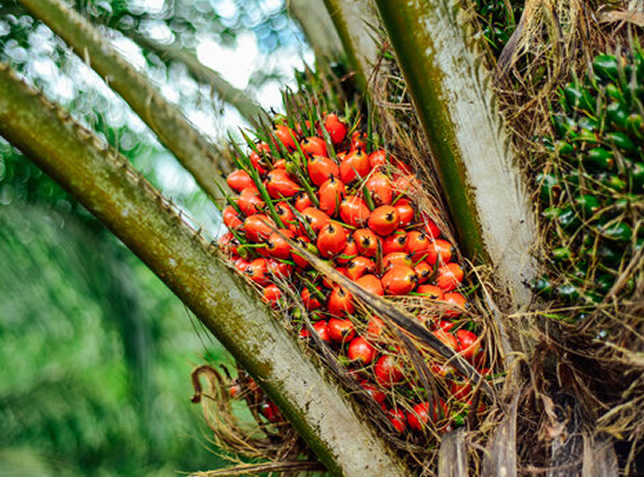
114;29;270;129
17;0;229;202
373;0;537;308
0;63;409;477
322;0;383;92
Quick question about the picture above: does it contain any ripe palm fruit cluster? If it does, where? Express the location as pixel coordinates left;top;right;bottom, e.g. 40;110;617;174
217;110;490;436
534;49;643;313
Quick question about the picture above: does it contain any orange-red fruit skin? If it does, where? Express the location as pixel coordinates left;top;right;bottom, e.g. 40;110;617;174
340;149;371;183
365;172;393;206
382;265;417;295
328;317;356;343
356;274;384;296
436;262;464;292
375;355;404;388
348;336;375;365
300;136;327;157
318;177;345;217
237;187;264;216
266;169;300;198
368;205;399;236
382;230;408;255
226;169;254;192
393;199;415;227
353;228;379;257
340;196;370;228
323;113;348;145
346;256;376;281
307;155;340;186
243;214;275;242
443;291;466;318
327;287;355;316
316;223;347;258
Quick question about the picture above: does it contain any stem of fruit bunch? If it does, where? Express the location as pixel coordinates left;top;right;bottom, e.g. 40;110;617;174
17;0;231;202
0;64;411;477
373;0;538;309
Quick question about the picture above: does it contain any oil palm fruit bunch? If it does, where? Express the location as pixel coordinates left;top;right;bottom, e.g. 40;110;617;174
216;107;490;438
474;0;524;57
534;48;643;315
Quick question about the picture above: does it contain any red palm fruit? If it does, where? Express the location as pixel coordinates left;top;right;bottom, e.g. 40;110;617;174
349;131;367;151
383;252;413;270
307;155;340;186
262;284;282;306
407;400;447;431
353;228;379;257
356;274;384;296
449;379;472;401
393;174;418;195
217;231;236;249
243;214;275;242
456;329;480;361
266;229;295;259
272;158;287;169
340;148;371;183
423;216;441;239
223;205;243;230
266;169;300;199
237;187;264;216
275;201;298;232
328;317;356;342
427;238;454;266
245;258;269;285
316;222;347;258
272;123;297;150
249;142;270;174
340;196;370;228
365;172;393;206
366;316;384;340
348;337;375;365
266;229;294;259
368;206;399;236
437;319;455;333
414;260;433;284
417;284;444;300
336;235;358;265
368;149;388;169
323;113;348;145
226;169;254;192
328;287;355;316
291;235;312;268
388;408;407;433
302;287;322;311
300;136;327;157
374;355;404;388
393;158;413;175
294;192;312;212
234;257;250;273
346;256;376;281
302;207;331;233
382;265;417;295
382;229;408;254
406;231;431;260
360;380;386;404
312;320;330;342
260;401;282;422
393;199;415;227
267;258;293;280
443;291;467;318
318;177;345;217
433;328;458;350
436;262;464;291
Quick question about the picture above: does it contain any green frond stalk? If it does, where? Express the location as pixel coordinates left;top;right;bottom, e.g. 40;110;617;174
17;0;229;202
322;0;383;92
0;63;410;477
114;29;270;129
290;0;344;61
373;0;538;307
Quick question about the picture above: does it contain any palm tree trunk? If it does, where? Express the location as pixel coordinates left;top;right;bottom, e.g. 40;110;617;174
0;62;410;477
290;0;344;61
17;0;230;202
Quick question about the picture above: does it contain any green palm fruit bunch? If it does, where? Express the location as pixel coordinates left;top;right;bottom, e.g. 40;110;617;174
534;48;643;318
474;0;524;57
